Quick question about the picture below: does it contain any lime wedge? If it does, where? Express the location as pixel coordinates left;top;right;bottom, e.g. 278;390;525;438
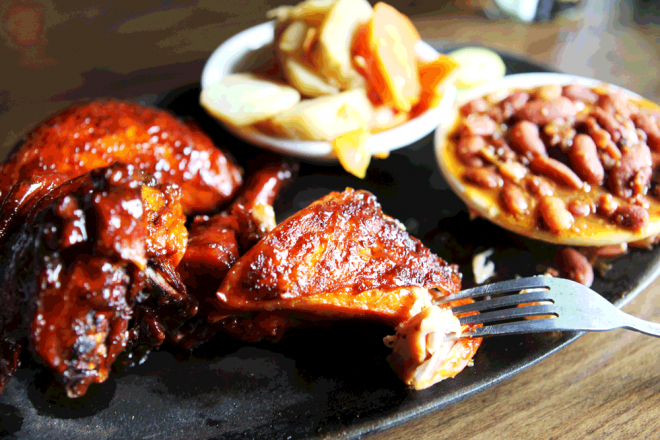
447;47;506;89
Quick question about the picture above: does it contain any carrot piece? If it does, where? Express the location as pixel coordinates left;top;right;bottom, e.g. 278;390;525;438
411;54;460;116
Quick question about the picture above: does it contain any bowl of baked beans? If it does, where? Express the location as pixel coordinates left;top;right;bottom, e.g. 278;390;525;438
435;73;660;246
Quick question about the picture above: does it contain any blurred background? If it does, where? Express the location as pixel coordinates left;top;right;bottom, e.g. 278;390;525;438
1;0;659;155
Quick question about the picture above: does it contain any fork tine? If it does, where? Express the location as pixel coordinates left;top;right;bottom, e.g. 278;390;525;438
450;290;553;315
436;277;549;304
460;317;563;338
459;304;556;325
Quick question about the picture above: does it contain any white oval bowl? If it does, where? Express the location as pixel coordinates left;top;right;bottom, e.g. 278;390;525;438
201;20;456;163
434;72;660;246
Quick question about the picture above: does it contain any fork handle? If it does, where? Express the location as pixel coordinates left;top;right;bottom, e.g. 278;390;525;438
621;313;660;338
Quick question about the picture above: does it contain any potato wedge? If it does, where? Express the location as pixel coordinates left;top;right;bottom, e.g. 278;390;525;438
316;0;372;90
268;89;373;141
279;20;308;54
283;56;339;97
269;0;335;26
289;0;335;25
201;73;300;127
365;2;421;112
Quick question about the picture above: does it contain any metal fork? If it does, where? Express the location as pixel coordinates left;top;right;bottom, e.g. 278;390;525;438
434;277;660;338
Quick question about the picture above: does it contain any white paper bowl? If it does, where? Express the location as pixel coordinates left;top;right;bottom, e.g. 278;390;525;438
201;20;456;163
434;72;660;246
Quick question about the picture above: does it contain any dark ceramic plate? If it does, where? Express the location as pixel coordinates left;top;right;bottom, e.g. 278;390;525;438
2;49;660;440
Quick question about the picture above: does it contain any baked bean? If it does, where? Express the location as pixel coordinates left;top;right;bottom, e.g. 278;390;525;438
555;247;594;287
530;156;583;189
569;134;604;184
464;114;497;136
599;91;631;117
593;243;628;258
612;204;649;231
620;119;641;146
562;84;598;103
495;142;517;162
597;194;619;217
510;121;547;158
538;196;574;232
502;91;530;119
537;84;563;101
598;151;617;171
631;193;651;209
525;175;554;197
632;167;653;197
499;162;528;182
607;143;652;198
592;107;623;142
460;98;489;116
463;167;503;189
631;111;660;151
457;136;487;166
567;199;591;218
585;117;622;160
544;121;576;150
509;91;530;109
500;183;528;215
487;106;504;124
516;97;577;125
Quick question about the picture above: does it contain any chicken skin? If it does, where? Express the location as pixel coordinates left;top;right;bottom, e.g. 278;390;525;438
0;163;192;397
216;189;461;322
173;161;296;349
0;101;243;214
214;189;481;389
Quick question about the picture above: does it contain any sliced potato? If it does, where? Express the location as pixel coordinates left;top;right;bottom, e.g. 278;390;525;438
201;73;300;127
269;88;373;141
333;127;371;178
291;0;335;25
448;47;506;89
283;56;339;97
316;0;372;90
279;20;308;54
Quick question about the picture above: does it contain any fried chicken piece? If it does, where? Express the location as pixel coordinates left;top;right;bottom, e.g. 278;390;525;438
216;189;461;323
0;163;192;397
178;161;296;298
0;101;243;214
214;189;481;388
384;299;482;390
229;161;297;249
173;161;296;349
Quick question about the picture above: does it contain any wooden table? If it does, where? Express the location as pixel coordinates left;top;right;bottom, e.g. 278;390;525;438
1;1;660;439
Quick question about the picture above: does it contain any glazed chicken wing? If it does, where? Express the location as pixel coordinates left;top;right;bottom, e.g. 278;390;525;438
0;101;243;214
173;161;296;349
214;189;481;389
178;161;296;298
0;163;192;396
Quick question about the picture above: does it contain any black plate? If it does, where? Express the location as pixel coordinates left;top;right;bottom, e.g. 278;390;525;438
2;51;660;440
